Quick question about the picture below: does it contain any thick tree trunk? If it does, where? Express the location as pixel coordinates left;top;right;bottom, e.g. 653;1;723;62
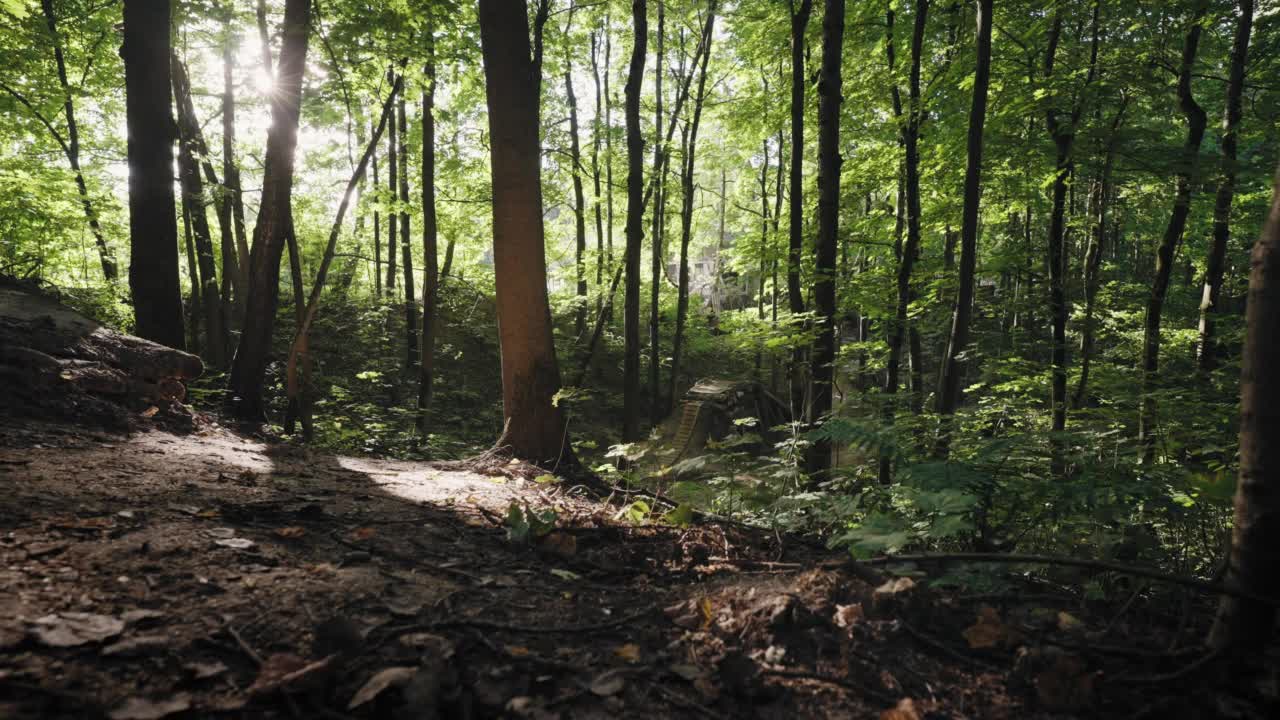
622;0;649;443
399;88;418;369
418;56;439;432
807;0;843;478
227;0;310;421
40;0;116;283
880;0;928;485
1208;157;1280;656
935;0;992;456
669;5;716;408
788;0;814;419
1198;0;1254;372
566;60;589;340
1140;0;1209;462
172;57;229;369
123;0;184;350
477;0;572;465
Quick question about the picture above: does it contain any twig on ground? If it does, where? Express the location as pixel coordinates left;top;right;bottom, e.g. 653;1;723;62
761;668;895;705
651;683;726;720
1132;649;1222;684
896;619;1001;673
224;623;264;667
382;606;655;639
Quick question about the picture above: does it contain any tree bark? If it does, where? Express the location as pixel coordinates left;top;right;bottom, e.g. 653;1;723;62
478;0;573;465
386;69;399;294
1140;0;1209;462
418;54;439;432
222;7;251;318
788;0;814;419
935;0;992;456
807;0;844;478
172;55;229;368
648;2;665;426
622;0;649;443
373;121;382;296
590;29;606;319
880;0;928;485
1208;156;1280;656
227;0;311;420
566;53;589;340
40;0;116;282
181;200;200;355
1198;0;1253;372
122;0;184;350
669;3;717;408
399;84;417;369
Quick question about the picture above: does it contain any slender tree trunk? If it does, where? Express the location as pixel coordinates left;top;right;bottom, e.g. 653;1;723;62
399;86;417;369
788;0;814;419
756;138;771;375
648;2;665;426
477;0;573;465
1043;3;1099;475
255;0;273;78
623;0;649;443
807;0;844;478
1075;99;1127;407
1208;156;1280;656
287;77;399;435
1140;0;1209;462
123;0;183;349
591;30;606;319
935;0;993;456
172;56;229;368
880;0;928;485
669;4;716;408
604;15;615;318
372;121;382;296
566;60;589;339
577;264;624;387
386;69;399;294
418;56;439;431
227;0;311;420
1198;0;1254;372
41;0;116;282
182;200;201;354
222;8;250;318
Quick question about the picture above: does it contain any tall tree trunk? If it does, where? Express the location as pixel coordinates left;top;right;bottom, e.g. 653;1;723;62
418;55;439;431
669;3;717;408
1208;156;1280;656
477;0;573;465
756;138;771;375
566;57;589;339
122;0;183;349
227;0;311;420
788;0;814;418
222;7;250;317
590;29;606;318
1198;0;1254;372
1074;98;1127;407
1043;2;1100;475
372;121;382;296
182;200;201;354
807;0;844;478
172;56;229;368
648;2;665;426
399;85;417;369
40;0;116;282
386;69;399;294
623;0;649;443
604;16;615;318
880;0;928;486
935;0;992;456
286;77;400;440
1140;0;1209;462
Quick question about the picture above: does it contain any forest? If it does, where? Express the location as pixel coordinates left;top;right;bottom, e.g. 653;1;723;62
1;0;1280;717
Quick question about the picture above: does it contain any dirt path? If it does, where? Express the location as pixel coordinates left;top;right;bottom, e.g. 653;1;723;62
0;419;1229;719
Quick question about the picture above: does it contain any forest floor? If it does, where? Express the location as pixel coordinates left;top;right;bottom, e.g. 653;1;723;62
0;416;1257;719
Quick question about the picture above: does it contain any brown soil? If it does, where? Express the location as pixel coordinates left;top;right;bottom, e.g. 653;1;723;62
0;417;1254;719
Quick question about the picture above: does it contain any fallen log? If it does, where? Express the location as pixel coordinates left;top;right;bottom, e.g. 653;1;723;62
0;278;203;430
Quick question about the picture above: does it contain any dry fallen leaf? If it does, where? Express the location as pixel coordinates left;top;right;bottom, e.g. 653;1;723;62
963;605;1011;650
506;645;532;657
349;527;376;541
613;643;642;663
1056;611;1084;632
880;698;921;720
101;635;169;657
538;531;577;558
108;693;191;720
184;660;228;680
589;669;627;697
873;577;916;603
669;663;706;681
833;603;865;629
247;653;335;695
30;612;124;647
347;666;418;710
274;526;307;539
